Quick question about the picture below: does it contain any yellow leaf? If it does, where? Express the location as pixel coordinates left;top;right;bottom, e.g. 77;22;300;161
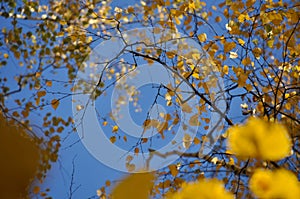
237;73;248;87
46;81;52;87
238;38;245;46
215;16;222;22
175;16;181;25
188;2;195;9
168;164;178;177
194;137;201;145
211;157;218;164
192;53;200;60
242;57;251;66
223;65;229;75
35;97;40;106
112;173;154;199
192;72;200;79
249;169;300;199
35;72;41;78
127;6;134;13
3;53;9;59
227;117;291;160
110;136;116;144
238;13;250;22
51;99;60;110
37;90;46;98
115;13;122;20
177;60;184;68
21;110;29;118
224;42;236;53
167;178;234;199
228;157;234;166
112;125;119;132
198;33;207;42
166;51;175;59
267;39;274;48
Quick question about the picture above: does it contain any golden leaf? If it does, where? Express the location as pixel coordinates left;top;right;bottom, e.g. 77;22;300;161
224;42;236;53
227;117;291;160
238;13;250;22
35;97;40;106
110;136;116;144
112;125;119;132
194;137;201;145
37;90;46;98
238;38;245;46
167;178;234;199
249;169;300;199
51;99;60;110
198;33;207;42
242;57;251;66
103;121;108;126
223;65;229;75
168;164;178;177
267;39;274;48
166;51;176;59
46;81;52;87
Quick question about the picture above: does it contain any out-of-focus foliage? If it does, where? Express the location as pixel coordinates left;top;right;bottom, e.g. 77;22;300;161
109;172;154;199
227;117;291;160
0;115;40;199
0;0;299;198
166;178;234;199
249;169;300;199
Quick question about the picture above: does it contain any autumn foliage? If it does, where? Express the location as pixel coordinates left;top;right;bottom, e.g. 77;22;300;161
0;0;299;198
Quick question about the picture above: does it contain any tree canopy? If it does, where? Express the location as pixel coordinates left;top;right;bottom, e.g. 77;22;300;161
0;0;299;198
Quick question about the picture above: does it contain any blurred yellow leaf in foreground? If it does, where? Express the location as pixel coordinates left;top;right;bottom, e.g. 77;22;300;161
0;115;40;199
111;172;155;199
227;117;291;161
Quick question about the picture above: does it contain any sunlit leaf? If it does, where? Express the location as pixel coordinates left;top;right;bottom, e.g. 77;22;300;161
229;51;238;59
112;125;119;132
198;33;207;42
